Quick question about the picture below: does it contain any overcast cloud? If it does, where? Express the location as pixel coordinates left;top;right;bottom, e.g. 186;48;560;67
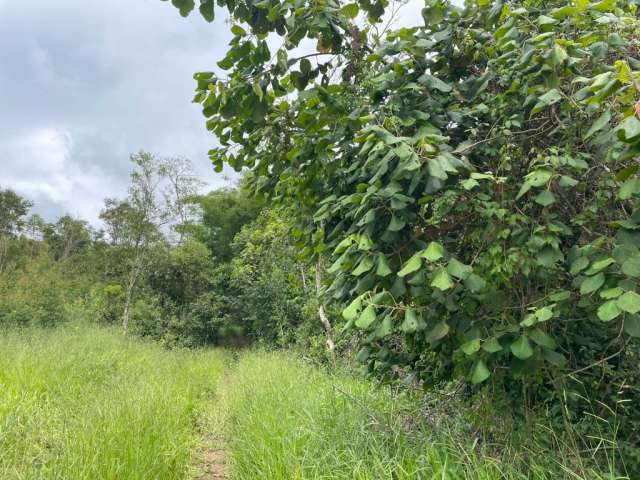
0;0;429;225
0;0;236;223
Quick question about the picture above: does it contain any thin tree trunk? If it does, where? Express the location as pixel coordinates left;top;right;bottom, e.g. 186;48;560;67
315;258;335;352
0;237;7;274
122;252;142;335
300;265;308;292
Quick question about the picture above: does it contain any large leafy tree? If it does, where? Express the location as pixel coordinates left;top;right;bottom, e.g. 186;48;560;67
0;189;33;273
162;0;640;392
183;187;263;262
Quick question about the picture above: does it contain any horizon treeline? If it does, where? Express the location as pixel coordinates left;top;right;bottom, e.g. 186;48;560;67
0;151;328;352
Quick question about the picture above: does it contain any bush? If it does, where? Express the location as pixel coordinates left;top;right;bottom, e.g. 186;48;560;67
0;258;66;328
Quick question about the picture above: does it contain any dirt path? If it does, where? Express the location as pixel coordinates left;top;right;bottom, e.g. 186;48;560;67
194;373;233;480
196;434;228;479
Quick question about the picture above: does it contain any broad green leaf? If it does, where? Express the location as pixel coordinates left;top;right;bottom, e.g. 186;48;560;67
387;214;406;232
431;268;454;290
421;241;444;262
542;348;567;367
461;338;481;355
520;314;536;327
352;256;374;276
585;111;611;140
534;190;556;207
342;296;362;321
600;287;623;299
617;116;640;143
622;255;640;278
426;321;450;342
170;0;195;17
535;306;553;322
511;335;534;360
252;80;263;100
590;257;615;272
559;175;578;188
355;304;376;329
376;254;392;277
358;235;374;251
400;307;420;333
398;253;422;277
529;328;556;349
527;169;554;187
231;24;246;36
447;258;472;280
516;181;532;200
570;257;589;275
580;272;605;295
375;315;394;338
199;0;214;21
471;360;491;384
334;236;356;254
598;300;621;321
537;15;557;26
419;74;452;92
464;273;486;293
462;178;480;190
537;247;562;268
532;89;563;115
355;346;370;362
340;3;359;18
619;178;640;200
550;290;571;302
617;291;640;314
553;43;568;64
624;315;640;337
482;337;503;353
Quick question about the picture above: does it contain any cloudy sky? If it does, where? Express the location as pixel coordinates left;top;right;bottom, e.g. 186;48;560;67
0;0;238;223
0;0;428;225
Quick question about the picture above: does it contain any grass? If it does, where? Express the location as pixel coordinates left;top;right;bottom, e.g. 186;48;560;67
0;324;228;480
221;352;511;479
0;325;629;479
222;351;628;480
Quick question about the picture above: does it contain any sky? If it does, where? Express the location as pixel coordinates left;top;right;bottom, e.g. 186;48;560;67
0;0;428;225
0;0;237;223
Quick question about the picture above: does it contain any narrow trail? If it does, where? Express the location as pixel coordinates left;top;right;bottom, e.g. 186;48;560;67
194;370;234;480
196;435;228;480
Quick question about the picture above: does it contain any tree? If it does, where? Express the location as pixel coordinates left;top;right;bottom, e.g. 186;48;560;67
184;187;263;262
163;0;640;385
43;215;92;261
100;152;204;333
158;156;204;243
0;188;32;272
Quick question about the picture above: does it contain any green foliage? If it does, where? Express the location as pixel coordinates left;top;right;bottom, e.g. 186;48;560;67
175;0;640;389
0;257;67;328
43;215;92;261
222;351;621;479
91;284;126;324
162;0;640;470
183;187;263;262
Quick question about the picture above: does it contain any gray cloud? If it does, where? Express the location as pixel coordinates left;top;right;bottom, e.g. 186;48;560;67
0;0;235;224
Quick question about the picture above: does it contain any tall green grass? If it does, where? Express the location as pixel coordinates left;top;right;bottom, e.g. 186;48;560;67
0;326;628;479
0;325;228;479
222;351;626;480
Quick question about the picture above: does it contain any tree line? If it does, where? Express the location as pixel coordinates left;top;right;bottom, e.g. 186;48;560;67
0;152;331;353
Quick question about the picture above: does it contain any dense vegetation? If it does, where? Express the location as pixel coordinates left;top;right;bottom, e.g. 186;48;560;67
2;0;640;477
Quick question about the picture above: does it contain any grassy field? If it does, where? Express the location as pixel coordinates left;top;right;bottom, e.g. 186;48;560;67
0;325;228;480
0;325;625;479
